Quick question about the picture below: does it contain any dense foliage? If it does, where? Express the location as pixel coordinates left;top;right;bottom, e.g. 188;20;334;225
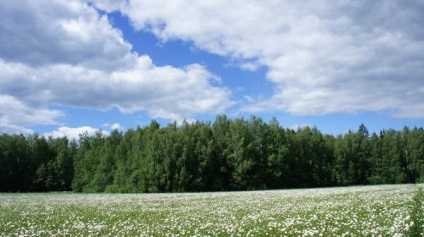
1;115;423;192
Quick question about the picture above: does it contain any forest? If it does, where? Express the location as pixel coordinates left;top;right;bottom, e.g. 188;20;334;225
1;115;423;193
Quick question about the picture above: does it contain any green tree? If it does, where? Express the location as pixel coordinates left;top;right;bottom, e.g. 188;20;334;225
35;136;75;191
401;127;424;183
0;134;31;191
211;114;232;190
72;130;106;192
264;118;289;188
367;132;384;184
333;131;355;185
226;118;251;190
353;124;371;184
92;129;122;192
380;129;407;183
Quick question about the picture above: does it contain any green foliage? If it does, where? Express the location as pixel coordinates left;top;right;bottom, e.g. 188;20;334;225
1;115;424;193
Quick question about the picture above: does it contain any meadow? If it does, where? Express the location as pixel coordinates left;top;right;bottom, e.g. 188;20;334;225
0;184;423;236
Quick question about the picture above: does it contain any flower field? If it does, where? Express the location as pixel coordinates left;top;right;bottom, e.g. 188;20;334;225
1;184;423;236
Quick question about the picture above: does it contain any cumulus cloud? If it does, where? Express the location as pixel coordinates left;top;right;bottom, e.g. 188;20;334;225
0;95;63;134
98;0;424;119
0;0;233;134
44;126;108;141
110;123;121;131
0;0;135;70
102;122;122;131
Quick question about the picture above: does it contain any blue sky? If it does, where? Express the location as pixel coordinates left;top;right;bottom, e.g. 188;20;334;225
1;0;423;140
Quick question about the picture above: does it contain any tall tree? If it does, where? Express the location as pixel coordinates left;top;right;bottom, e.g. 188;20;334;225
2;116;423;193
353;124;371;184
406;127;424;183
0;134;31;191
211;114;232;190
264;117;289;188
367;132;384;184
93;129;122;192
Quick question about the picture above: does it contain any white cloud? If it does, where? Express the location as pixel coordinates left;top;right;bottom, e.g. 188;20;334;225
0;95;63;134
0;56;232;117
0;0;135;70
110;123;121;131
86;0;127;13
99;0;424;119
44;126;108;141
102;122;121;131
0;124;34;136
0;0;234;134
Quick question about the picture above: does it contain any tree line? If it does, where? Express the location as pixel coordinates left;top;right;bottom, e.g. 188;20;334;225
1;115;423;192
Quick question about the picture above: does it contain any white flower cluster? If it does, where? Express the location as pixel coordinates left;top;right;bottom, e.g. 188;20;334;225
0;184;422;236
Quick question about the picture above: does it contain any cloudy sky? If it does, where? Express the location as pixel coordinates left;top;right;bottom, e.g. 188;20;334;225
1;0;423;139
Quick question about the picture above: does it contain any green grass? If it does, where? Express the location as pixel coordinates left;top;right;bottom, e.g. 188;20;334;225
0;184;422;236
